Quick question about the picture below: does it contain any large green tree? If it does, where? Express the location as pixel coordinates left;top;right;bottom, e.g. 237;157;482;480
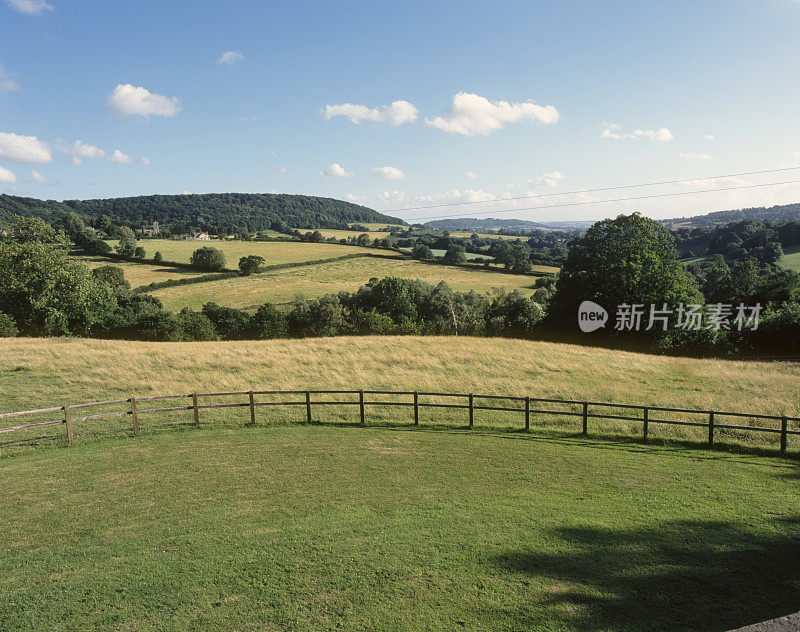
0;241;117;335
548;213;701;329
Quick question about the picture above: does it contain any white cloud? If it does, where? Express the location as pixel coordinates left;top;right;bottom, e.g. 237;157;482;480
320;163;353;178
466;171;478;179
680;152;713;160
28;169;52;184
371;165;406;180
703;134;714;140
110;149;133;165
322;100;418;126
634;128;674;142
140;157;151;166
601;123;673;142
0;132;51;163
218;50;245;65
70;140;106;160
71;156;81;166
379;190;407;203
0;165;16;183
344;193;366;203
532;170;567;187
4;0;53;15
0;65;20;94
107;83;182;119
267;165;287;173
425;92;560;136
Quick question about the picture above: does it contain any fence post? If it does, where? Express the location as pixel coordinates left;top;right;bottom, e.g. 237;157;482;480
642;406;648;440
525;396;530;431
582;401;588;435
64;405;73;446
249;391;255;425
468;393;474;428
306;391;312;424
192;393;200;427
781;416;788;453
131;397;139;436
359;390;365;425
413;391;419;426
708;410;715;446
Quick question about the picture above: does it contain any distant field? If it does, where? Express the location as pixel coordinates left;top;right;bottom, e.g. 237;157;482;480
398;247;494;261
119;239;381;267
448;231;532;240
294;227;394;240
72;255;219;288
781;245;800;272
148;256;541;310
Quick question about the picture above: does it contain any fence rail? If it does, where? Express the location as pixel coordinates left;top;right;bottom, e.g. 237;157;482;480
1;389;798;456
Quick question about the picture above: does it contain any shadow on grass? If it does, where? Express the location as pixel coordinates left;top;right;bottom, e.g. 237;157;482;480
493;517;800;632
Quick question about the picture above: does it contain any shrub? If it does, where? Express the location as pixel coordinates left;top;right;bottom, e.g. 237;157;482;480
443;245;467;264
91;265;130;290
202;302;252;339
251;304;288;339
176;309;219;341
238;255;265;276
153;251;163;263
190;246;227;271
133;246;146;259
412;243;434;260
0;312;18;337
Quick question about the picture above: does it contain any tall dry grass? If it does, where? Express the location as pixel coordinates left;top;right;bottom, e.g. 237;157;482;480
1;336;798;451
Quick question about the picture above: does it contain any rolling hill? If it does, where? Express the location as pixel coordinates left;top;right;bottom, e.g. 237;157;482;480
0;192;405;232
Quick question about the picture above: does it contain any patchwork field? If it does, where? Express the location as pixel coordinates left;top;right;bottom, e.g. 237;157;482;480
147;256;542;310
116;239;381;267
72;255;222;289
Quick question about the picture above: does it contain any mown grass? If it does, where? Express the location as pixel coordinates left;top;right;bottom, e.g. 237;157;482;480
1;336;798;455
147;256;541;310
1;424;798;631
118;239;381;266
71;255;222;289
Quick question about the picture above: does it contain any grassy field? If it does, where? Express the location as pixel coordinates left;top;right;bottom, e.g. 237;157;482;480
124;239;381;267
1;336;798;452
781;245;800;272
72;255;222;289
147;256;542;310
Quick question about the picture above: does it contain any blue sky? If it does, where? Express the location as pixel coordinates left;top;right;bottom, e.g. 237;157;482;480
1;0;800;222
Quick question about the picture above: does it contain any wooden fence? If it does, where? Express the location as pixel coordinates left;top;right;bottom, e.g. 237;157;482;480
1;389;798;455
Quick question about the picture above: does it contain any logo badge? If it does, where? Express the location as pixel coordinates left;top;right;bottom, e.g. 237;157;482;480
578;301;608;333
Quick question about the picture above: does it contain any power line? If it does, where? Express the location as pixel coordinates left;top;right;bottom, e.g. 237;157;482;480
407;179;800;222
389;165;800;215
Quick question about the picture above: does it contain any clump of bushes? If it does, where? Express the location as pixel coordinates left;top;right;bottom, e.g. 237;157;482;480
190;246;227;271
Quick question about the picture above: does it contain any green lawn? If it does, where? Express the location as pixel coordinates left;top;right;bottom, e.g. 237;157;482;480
1;424;798;632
